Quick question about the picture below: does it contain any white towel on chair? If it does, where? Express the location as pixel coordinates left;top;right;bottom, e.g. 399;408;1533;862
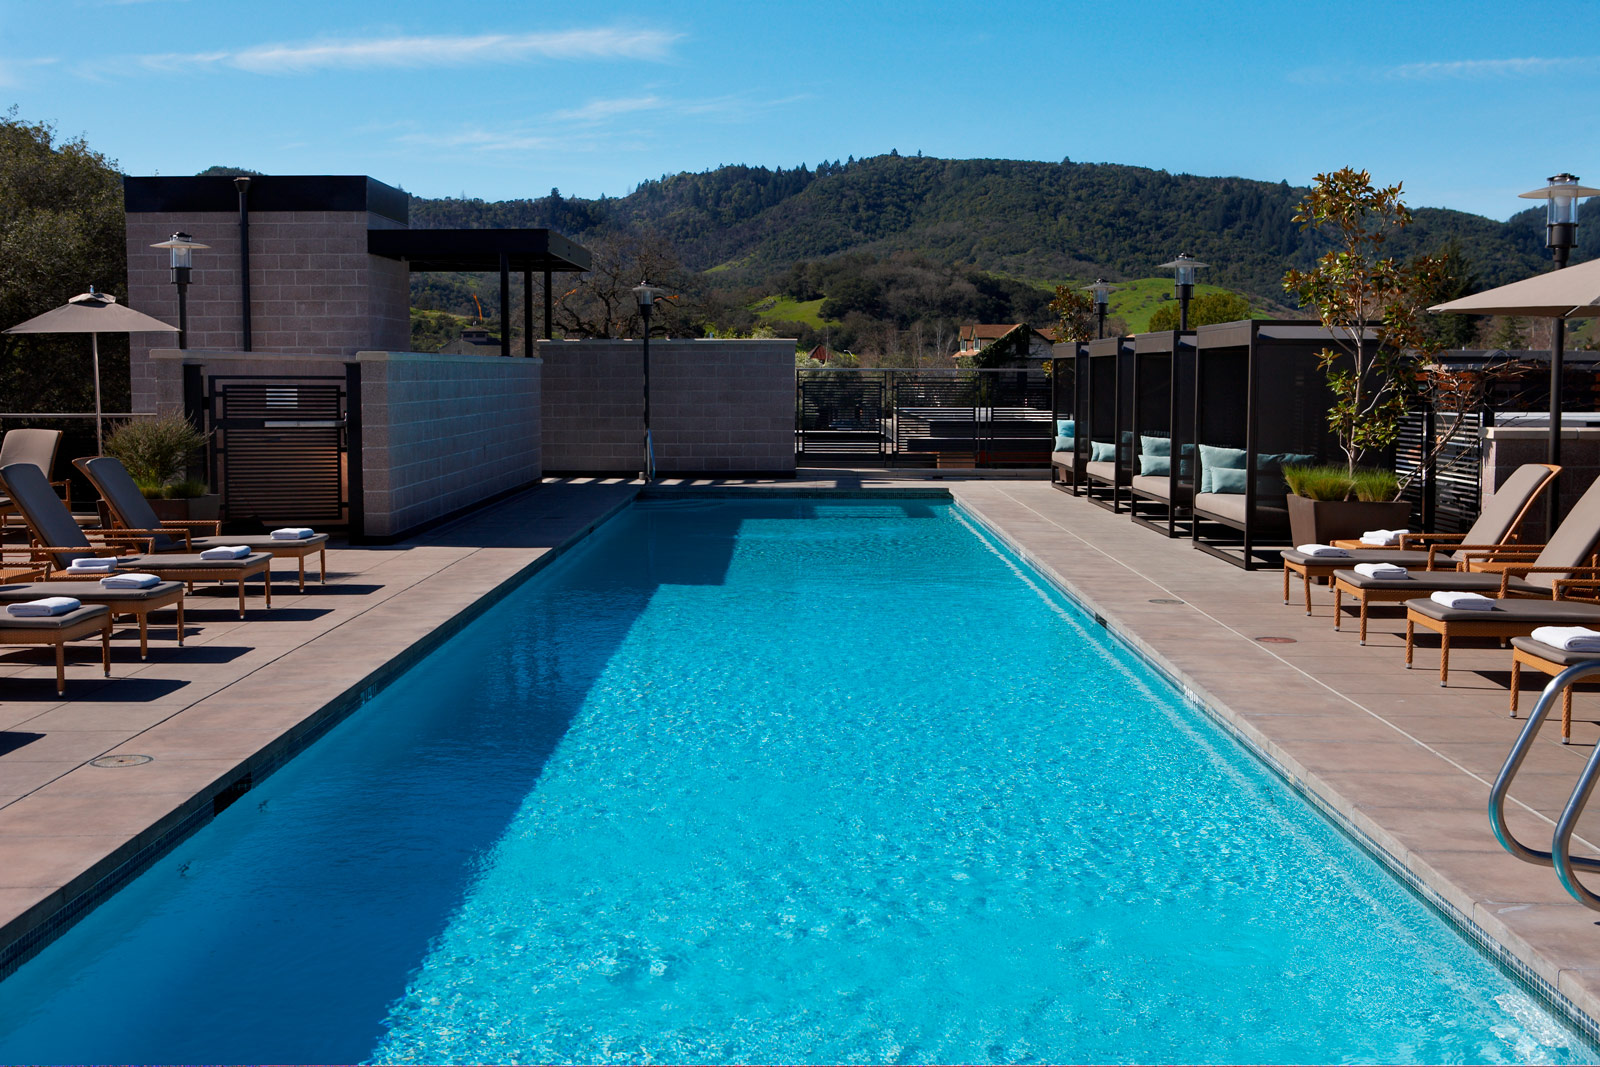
1354;562;1408;579
1360;528;1410;546
8;597;81;617
100;573;161;590
199;545;250;560
1531;626;1600;652
1431;590;1495;611
1296;544;1351;557
64;557;118;573
271;527;315;540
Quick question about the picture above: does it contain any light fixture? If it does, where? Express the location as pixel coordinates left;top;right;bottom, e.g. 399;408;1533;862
1084;278;1117;339
149;232;209;350
631;281;668;480
1519;173;1599;269
1157;254;1208;331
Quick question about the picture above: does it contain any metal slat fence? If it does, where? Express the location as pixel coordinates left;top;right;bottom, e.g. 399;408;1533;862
796;368;1056;467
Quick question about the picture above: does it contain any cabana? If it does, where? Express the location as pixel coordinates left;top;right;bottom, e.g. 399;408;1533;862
1081;336;1135;512
1190;320;1349;568
1050;342;1085;494
1127;329;1196;537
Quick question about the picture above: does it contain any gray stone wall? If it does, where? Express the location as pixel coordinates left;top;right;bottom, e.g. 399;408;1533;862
1484;426;1600;541
539;338;795;475
149;349;541;540
126;211;410;412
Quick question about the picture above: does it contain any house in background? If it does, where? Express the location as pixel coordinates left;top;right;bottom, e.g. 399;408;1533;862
954;323;1058;365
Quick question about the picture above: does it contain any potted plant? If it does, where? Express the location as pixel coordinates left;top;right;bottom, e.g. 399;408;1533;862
1281;167;1469;545
103;413;219;522
1283;464;1411;547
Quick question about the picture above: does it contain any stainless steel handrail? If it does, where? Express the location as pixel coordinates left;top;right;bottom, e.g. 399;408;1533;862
1489;661;1600;876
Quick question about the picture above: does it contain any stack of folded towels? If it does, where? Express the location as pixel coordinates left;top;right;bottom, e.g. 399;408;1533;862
64;556;119;576
199;545;250;560
100;573;160;590
1530;626;1600;652
270;527;315;540
1353;562;1408;579
1431;590;1495;610
1296;544;1351;558
1360;528;1410;546
8;596;81;617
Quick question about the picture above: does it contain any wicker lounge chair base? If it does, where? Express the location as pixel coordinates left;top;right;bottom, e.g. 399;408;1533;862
126;558;272;618
1283;549;1436;616
1405;598;1600;686
1332;571;1514;644
1506;636;1600;743
0;604;111;695
3;581;185;658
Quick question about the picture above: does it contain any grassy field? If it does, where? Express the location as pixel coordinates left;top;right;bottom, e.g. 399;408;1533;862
1107;279;1246;332
750;295;834;328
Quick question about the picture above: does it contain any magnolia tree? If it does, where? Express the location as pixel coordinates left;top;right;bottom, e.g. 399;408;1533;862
1283;168;1453;482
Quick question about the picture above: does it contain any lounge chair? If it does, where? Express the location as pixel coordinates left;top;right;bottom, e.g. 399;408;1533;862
0;428;69;526
1303;464;1563;635
75;456;329;591
0;461;272;618
1508;635;1600;742
0;603;111;695
1396;474;1600;685
0;567;185;659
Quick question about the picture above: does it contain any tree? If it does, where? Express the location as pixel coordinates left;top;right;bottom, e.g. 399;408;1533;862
1487;315;1529;351
1047;285;1095;343
1283;168;1447;478
552;229;694;339
1146;290;1251;331
1415;238;1480;351
0;110;128;415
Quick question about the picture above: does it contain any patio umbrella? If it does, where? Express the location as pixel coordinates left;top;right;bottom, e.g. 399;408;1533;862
2;289;178;451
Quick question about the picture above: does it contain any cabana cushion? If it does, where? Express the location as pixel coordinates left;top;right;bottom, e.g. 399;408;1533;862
1199;445;1247;493
1141;454;1170;477
1140;435;1171;457
1056;419;1074;437
1211;467;1249;494
1054;434;1075;451
1090;441;1115;463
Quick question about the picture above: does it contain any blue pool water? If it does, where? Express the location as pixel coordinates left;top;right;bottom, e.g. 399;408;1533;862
0;498;1592;1064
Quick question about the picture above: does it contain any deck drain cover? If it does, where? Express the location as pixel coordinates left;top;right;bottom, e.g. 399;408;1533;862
90;754;152;768
1148;598;1184;604
1255;636;1297;645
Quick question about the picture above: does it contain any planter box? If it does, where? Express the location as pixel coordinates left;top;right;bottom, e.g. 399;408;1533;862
1286;495;1412;548
146;494;221;524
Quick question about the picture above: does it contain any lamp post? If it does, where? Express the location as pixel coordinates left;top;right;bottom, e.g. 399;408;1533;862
1157;254;1208;331
1085;278;1117;339
149;232;209;350
1518;174;1598;524
632;280;668;481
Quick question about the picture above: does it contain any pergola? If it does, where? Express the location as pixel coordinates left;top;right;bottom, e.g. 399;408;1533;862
368;229;593;357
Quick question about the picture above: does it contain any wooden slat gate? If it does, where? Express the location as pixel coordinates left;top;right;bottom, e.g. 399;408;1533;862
207;374;349;525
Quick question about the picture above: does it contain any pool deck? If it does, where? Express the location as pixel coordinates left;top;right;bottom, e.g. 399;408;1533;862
5;472;1600;1035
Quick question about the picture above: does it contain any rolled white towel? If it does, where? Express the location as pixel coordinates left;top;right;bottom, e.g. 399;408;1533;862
1359;528;1410;547
271;527;315;540
199;545;250;560
1296;544;1351;558
1431;590;1495;611
1354;562;1409;579
64;556;118;573
8;597;82;618
1531;626;1600;652
100;573;161;590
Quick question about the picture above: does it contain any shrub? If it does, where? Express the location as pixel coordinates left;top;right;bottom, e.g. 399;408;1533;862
1283;463;1400;502
104;414;208;495
1351;467;1401;503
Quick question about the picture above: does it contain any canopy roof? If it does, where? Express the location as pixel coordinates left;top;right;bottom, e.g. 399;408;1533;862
368;229;592;273
1431;258;1600;319
3;291;177;335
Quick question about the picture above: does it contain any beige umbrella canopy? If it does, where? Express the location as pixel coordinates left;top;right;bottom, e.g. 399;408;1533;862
1430;256;1600;319
2;289;178;451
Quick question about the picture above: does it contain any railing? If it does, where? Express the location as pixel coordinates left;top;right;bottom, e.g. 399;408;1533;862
796;368;1057;467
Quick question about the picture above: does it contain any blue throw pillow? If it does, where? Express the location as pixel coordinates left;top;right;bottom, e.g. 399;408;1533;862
1210;466;1249;494
1140;435;1171;458
1054;435;1075;452
1198;444;1247;494
1056;419;1075;438
1141;454;1171;477
1090;440;1116;463
1255;451;1316;497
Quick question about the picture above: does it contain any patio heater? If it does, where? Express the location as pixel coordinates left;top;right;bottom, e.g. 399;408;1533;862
1085;278;1117;339
632;280;668;481
1158;255;1207;331
1517;174;1598;515
149;232;209;350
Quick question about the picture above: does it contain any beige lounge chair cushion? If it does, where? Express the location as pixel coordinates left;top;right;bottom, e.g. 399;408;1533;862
1085;461;1117;482
1407;597;1600;625
1193;492;1289;528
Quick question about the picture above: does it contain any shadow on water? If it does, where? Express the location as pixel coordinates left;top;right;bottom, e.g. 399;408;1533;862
0;497;918;1062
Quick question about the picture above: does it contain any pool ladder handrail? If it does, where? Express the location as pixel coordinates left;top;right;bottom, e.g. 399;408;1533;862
1490;660;1600;910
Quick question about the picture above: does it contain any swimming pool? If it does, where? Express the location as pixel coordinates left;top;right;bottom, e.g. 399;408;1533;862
0;498;1591;1063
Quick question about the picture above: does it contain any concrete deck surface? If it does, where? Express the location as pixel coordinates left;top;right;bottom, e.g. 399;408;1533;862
2;472;1600;1039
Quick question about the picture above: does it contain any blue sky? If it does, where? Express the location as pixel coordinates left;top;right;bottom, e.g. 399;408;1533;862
1;0;1593;220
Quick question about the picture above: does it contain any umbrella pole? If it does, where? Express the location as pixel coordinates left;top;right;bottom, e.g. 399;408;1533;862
1547;317;1566;535
92;332;103;453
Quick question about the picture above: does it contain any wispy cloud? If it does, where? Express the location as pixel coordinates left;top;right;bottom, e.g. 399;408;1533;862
127;27;679;76
0;56;58;88
554;96;668;122
1388;56;1599;80
554;92;809;124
